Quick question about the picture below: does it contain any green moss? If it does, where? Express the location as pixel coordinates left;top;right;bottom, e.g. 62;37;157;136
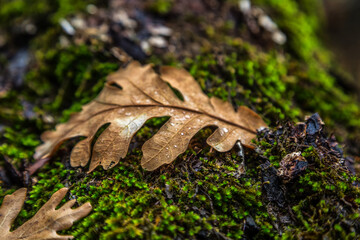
0;44;118;168
0;0;101;29
184;44;300;124
147;0;174;15
10;146;273;239
1;0;360;239
255;125;360;238
0;92;24;124
181;40;360;147
253;0;328;63
0;127;39;165
26;44;119;115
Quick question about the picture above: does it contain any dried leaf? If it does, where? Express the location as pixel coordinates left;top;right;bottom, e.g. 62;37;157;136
0;188;92;240
34;62;266;171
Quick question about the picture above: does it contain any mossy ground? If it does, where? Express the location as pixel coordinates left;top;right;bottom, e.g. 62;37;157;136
0;0;360;239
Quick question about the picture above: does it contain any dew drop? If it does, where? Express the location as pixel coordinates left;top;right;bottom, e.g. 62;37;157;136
219;129;224;136
181;132;184;136
125;112;132;116
170;123;175;126
223;128;228;133
174;145;177;148
185;115;190;119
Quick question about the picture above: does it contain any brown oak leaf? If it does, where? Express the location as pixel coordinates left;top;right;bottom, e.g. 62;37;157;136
34;61;267;172
0;188;92;240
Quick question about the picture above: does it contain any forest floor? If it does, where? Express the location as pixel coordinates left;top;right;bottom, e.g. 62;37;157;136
1;0;360;239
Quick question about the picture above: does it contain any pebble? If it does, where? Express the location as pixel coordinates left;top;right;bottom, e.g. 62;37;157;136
59;18;75;35
239;0;251;13
140;40;151;54
148;36;167;48
148;25;173;36
113;10;137;29
71;17;86;30
272;31;287;45
258;15;277;32
86;4;98;14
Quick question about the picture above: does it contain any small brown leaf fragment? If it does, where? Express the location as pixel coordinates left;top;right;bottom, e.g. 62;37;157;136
0;188;92;240
34;61;267;172
278;152;308;182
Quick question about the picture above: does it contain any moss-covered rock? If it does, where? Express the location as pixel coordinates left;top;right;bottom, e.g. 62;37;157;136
1;0;359;239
